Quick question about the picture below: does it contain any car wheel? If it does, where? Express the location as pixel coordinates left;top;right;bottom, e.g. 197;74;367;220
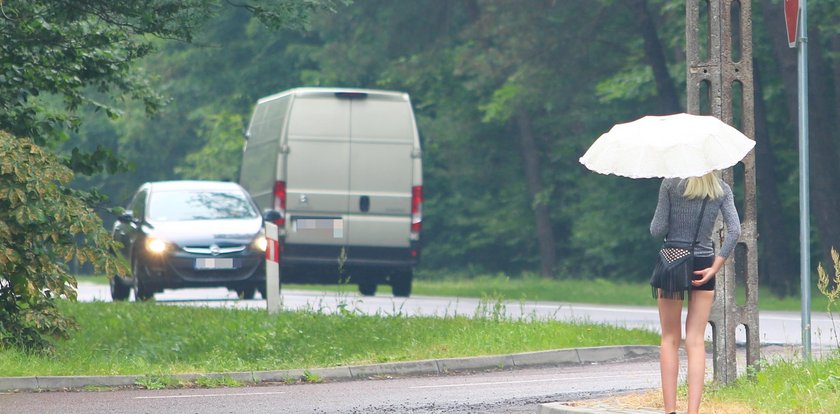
132;259;155;301
257;286;267;300
110;275;131;301
237;287;256;300
358;283;377;296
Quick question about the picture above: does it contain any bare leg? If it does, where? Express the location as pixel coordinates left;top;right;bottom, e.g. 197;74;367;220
658;295;683;413
685;290;714;414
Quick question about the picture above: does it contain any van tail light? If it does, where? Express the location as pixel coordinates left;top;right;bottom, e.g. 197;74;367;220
410;185;422;240
273;181;286;226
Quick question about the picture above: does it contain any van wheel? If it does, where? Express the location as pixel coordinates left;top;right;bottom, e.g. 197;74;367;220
358;283;377;296
391;270;413;297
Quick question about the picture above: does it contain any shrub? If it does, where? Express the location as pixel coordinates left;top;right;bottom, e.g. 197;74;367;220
0;131;126;352
817;247;840;348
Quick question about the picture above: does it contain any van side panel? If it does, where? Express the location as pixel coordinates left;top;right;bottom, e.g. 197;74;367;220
240;97;287;210
347;98;415;248
284;95;351;246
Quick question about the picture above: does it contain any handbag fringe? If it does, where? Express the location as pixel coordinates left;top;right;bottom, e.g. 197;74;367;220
652;285;690;301
651;258;692;300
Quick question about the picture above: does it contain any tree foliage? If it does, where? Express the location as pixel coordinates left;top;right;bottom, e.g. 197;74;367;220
0;131;126;351
0;0;344;351
0;0;346;149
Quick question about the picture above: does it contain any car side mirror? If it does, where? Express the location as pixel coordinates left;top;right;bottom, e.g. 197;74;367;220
263;210;283;222
117;212;135;224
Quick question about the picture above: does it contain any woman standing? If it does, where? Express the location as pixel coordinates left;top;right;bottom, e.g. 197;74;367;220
649;171;741;414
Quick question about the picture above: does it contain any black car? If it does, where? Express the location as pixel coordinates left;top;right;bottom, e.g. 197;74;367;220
111;180;274;301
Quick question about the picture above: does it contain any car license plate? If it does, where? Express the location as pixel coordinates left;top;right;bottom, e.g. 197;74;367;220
293;217;343;238
195;258;234;270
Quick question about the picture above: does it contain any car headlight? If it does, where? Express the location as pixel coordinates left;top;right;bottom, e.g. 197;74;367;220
145;237;169;254
252;235;267;252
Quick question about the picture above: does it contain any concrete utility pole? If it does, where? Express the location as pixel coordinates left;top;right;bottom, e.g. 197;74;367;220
685;0;760;384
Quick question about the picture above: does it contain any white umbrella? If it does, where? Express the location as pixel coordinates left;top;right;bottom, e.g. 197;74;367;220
579;113;756;179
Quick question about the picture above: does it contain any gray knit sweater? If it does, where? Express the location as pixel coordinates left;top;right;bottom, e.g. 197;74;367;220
650;177;741;258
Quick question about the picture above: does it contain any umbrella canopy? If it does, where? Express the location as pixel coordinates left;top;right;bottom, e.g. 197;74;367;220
579;113;756;179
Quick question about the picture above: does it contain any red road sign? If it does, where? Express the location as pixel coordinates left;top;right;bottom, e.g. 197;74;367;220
785;0;800;48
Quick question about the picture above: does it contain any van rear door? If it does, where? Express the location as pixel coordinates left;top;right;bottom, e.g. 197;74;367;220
346;94;415;248
284;94;350;246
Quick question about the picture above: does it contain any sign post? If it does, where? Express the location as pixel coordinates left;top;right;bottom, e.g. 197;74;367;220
265;222;282;314
786;0;812;359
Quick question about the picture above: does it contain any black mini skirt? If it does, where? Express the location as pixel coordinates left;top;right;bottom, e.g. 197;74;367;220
691;255;716;291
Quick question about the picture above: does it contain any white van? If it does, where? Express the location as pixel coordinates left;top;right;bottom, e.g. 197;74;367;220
239;88;423;296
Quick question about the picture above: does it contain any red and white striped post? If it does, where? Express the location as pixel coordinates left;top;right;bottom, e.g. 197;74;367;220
264;221;281;314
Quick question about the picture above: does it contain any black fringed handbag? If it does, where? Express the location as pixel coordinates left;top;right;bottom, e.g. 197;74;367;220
650;197;708;299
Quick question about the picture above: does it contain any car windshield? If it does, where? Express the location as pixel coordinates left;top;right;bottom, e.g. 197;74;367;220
147;190;258;221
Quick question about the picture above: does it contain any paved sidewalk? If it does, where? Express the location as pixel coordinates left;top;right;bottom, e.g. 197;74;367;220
537;403;663;414
536;344;814;414
0;345;658;393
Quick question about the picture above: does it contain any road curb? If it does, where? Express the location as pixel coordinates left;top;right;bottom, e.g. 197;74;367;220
0;345;658;392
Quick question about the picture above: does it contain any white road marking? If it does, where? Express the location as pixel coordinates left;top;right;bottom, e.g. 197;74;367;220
408;373;659;389
135;391;286;400
533;305;659;315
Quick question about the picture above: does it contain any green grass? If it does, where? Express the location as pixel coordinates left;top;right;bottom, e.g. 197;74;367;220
0;300;658;377
706;352;840;413
291;273;828;313
413;272;830;312
74;272;830;312
414;274;658;306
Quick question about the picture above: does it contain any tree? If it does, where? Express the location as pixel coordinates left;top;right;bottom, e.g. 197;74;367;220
306;0;686;279
66;4;332;203
0;131;125;351
0;0;344;351
627;0;682;114
0;0;344;148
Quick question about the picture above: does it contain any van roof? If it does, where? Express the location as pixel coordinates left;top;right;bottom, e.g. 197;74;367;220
257;87;409;104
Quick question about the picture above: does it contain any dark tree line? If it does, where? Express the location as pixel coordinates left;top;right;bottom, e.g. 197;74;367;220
34;0;840;297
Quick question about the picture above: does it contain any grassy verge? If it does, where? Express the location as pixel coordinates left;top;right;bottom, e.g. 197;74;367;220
593;351;840;413
706;353;840;413
414;273;830;312
0;300;658;377
74;273;829;312
295;274;827;313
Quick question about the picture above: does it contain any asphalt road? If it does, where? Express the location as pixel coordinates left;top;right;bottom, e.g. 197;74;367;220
0;360;662;414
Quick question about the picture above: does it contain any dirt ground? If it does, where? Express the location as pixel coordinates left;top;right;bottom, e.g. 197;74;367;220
570;389;762;414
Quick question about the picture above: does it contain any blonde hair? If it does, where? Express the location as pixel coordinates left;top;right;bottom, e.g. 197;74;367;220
683;171;724;200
